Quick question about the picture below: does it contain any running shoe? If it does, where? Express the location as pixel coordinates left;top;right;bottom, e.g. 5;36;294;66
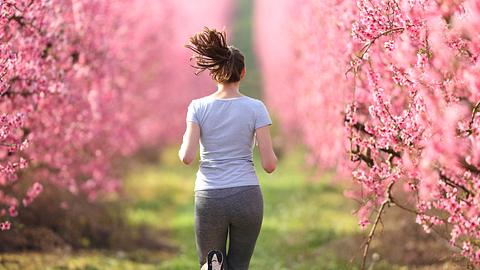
207;249;224;270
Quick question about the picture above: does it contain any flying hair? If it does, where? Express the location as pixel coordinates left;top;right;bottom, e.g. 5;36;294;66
185;26;245;83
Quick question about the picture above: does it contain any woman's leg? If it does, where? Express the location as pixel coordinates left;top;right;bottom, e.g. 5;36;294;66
226;186;264;270
195;195;229;269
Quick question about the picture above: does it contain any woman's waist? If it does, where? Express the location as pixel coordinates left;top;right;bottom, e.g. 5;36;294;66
194;184;260;198
199;157;253;166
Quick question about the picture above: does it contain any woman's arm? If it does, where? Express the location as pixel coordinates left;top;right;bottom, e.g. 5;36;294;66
255;125;277;173
178;122;200;165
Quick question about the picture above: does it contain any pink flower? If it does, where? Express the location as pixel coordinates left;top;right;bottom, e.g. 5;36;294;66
8;206;17;217
0;221;11;231
384;40;395;52
22;182;43;207
359;218;370;230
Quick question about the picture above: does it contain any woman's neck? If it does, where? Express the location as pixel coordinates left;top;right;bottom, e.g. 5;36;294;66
213;82;243;98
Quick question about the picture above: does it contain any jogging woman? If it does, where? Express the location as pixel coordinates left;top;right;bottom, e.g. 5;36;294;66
178;26;277;270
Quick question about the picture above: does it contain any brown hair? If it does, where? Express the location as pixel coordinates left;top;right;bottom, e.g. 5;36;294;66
185;26;245;83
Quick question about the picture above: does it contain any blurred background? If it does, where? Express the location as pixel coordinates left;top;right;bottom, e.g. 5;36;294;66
0;0;475;269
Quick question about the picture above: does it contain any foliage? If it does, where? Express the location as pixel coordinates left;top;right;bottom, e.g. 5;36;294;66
254;0;480;265
0;0;233;231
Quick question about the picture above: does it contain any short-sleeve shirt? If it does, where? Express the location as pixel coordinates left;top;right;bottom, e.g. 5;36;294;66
186;95;272;191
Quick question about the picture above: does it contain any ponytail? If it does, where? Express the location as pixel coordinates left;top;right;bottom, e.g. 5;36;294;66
185;26;245;83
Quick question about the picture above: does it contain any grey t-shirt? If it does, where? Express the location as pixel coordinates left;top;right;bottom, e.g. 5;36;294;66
186;95;272;191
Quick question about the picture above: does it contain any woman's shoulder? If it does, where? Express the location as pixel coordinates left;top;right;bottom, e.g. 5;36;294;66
192;95;263;105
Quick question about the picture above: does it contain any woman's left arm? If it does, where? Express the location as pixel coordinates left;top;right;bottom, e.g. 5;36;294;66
178;121;200;165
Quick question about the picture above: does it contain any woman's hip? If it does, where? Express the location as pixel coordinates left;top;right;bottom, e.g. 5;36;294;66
194;185;263;217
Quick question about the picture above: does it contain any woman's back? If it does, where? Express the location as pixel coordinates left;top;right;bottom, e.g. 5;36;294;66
187;95;272;191
181;27;276;269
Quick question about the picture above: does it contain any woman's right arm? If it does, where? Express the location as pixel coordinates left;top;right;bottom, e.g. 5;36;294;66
255;125;277;173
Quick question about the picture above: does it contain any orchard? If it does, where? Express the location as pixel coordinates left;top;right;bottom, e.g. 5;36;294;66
0;0;232;234
1;0;479;269
255;0;480;267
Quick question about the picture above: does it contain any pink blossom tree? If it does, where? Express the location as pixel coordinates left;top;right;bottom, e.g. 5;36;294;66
255;0;480;265
253;0;302;144
1;0;233;232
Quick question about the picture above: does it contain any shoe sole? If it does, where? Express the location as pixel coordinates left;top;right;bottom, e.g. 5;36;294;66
207;249;223;270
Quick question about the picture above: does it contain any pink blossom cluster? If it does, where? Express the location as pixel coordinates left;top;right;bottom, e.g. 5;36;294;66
1;0;233;230
22;182;43;207
255;0;480;264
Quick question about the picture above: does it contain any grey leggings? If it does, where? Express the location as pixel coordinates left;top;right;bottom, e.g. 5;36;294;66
194;185;263;270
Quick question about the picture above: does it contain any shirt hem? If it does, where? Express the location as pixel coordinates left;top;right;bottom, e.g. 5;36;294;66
194;182;260;192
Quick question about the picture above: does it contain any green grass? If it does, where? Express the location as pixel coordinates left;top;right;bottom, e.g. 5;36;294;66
121;144;365;270
1;145;463;269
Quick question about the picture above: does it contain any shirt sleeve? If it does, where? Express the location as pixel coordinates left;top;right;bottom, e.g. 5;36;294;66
254;101;272;129
186;100;199;124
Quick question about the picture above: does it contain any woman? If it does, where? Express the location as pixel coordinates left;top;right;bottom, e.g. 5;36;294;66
178;26;277;270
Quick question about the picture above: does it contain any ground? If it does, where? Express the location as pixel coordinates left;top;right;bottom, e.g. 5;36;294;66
0;145;470;269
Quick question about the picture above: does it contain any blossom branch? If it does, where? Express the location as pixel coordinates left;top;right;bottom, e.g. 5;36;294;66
360;181;395;270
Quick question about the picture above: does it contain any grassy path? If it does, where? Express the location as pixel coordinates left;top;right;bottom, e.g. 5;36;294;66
0;144;363;270
0;145;466;269
123;145;363;269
